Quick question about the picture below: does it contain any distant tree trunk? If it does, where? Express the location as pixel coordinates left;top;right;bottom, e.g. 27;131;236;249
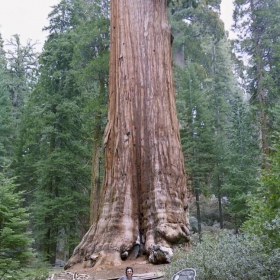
217;175;224;229
194;183;202;241
90;79;105;226
90;138;102;225
66;0;189;268
44;132;57;265
174;45;185;68
248;0;268;159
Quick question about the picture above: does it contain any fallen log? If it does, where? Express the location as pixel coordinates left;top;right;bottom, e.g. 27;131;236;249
47;271;164;280
46;271;92;280
105;272;164;280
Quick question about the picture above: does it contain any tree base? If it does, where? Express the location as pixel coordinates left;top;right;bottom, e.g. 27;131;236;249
65;250;122;270
65;221;190;270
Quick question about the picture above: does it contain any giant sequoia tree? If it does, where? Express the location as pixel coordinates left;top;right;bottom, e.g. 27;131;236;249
66;0;190;268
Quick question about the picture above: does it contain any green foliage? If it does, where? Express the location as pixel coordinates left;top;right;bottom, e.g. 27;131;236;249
175;61;214;193
170;0;260;232
15;266;49;280
12;0;110;263
170;0;224;188
0;259;49;280
71;0;110;136
222;94;260;228
0;173;34;279
203;40;232;212
170;0;224;45
0;260;49;280
17;31;93;261
168;0;199;9
164;231;280;280
6;34;38;111
243;134;280;248
0;43;13;171
44;0;86;34
233;0;280;155
0;34;37;174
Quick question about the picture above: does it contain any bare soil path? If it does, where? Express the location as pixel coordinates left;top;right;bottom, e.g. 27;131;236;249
59;256;167;280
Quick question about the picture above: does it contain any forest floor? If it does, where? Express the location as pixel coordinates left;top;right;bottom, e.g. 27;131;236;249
53;256;167;280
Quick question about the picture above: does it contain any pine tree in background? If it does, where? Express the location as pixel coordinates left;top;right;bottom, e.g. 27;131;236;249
3;34;38;186
170;0;261;233
12;0;112;264
242;102;280;248
175;61;214;239
14;0;95;264
44;0;86;35
169;0;224;69
233;0;280;161
223;94;260;230
0;33;42;278
0;34;14;172
5;34;38;121
204;39;231;229
70;0;110;225
230;0;280;236
243;133;280;248
0;173;33;279
171;1;230;231
170;0;230;230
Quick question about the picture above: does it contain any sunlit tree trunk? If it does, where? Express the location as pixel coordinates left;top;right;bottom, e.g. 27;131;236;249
66;0;189;268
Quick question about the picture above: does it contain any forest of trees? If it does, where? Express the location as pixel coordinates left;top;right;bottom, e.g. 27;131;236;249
1;0;280;279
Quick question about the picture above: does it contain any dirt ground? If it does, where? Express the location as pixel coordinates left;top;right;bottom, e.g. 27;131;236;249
65;256;167;279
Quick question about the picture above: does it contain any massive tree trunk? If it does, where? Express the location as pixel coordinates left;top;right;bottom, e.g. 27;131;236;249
65;0;189;269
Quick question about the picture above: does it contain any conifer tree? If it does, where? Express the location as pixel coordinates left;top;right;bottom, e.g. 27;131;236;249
243;132;280;248
206;38;235;229
0;34;13;171
0;173;33;279
15;0;94;264
70;0;110;225
233;0;280;159
174;58;214;238
5;35;37;120
223;94;260;230
170;0;230;230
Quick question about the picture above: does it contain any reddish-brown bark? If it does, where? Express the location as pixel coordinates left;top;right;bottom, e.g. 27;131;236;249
65;0;190;269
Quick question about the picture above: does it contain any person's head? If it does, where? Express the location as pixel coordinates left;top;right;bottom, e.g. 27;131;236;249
126;267;133;277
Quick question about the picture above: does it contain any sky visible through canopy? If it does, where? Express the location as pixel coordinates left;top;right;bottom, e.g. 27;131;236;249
0;0;234;51
0;0;59;51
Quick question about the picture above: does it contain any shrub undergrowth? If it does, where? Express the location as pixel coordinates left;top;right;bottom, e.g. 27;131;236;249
164;231;280;280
